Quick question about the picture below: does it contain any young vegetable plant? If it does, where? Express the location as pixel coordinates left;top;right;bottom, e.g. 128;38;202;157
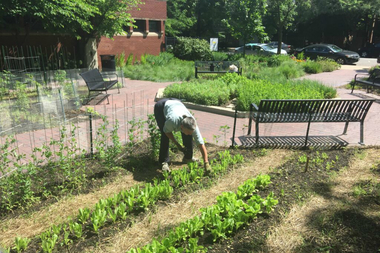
40;233;58;253
77;207;91;224
69;222;83;239
13;236;31;253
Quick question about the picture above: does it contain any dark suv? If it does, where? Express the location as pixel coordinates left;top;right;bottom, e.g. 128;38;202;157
357;42;380;58
294;44;360;64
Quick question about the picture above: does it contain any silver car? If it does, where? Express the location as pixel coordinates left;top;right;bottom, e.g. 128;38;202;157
235;43;287;55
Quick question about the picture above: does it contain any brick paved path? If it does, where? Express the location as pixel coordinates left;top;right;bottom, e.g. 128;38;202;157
2;67;380;166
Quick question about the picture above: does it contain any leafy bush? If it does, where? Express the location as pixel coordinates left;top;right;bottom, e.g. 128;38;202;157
116;52;126;68
145;52;175;66
368;65;380;75
163;74;337;111
267;54;292;67
123;53;193;82
235;77;337;111
277;60;305;79
173;37;213;61
212;52;229;61
163;79;230;106
301;60;323;74
316;57;340;72
123;59;193;82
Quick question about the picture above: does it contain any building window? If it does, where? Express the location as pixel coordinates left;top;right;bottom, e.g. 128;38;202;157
133;19;145;32
149;20;160;33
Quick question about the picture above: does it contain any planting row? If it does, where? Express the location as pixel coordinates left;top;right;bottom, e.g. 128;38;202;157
127;174;278;252
0;114;160;214
5;150;244;253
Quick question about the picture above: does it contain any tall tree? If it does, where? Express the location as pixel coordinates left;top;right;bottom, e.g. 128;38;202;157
223;0;267;54
265;0;311;54
166;0;197;37
0;0;140;43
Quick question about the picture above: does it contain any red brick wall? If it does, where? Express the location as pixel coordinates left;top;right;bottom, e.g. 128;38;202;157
129;0;167;19
97;0;167;69
97;33;165;68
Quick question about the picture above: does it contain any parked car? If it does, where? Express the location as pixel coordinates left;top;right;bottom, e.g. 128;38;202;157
357;42;380;58
294;44;360;64
234;43;287;55
378;54;380;63
266;41;292;53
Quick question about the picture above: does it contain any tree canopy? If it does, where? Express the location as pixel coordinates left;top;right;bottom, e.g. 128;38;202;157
0;0;140;42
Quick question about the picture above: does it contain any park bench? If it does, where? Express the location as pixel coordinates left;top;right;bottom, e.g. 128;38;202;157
351;68;380;93
232;99;375;147
194;61;242;78
79;68;119;104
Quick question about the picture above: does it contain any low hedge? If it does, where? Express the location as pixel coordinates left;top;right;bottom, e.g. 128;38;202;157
163;74;337;111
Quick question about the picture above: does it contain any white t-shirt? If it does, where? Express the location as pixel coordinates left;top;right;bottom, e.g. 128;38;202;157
163;100;204;145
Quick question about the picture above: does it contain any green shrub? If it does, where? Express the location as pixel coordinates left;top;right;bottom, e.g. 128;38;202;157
301;60;323;74
123;56;193;82
235;77;337;111
173;37;213;61
126;53;134;65
277;60;305;79
212;51;229;61
267;54;292;67
368;65;380;75
116;52;126;68
145;52;175;66
316;57;340;72
163;79;230;106
163;74;336;111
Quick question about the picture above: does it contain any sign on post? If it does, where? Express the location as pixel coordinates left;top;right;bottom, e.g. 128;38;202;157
210;38;218;51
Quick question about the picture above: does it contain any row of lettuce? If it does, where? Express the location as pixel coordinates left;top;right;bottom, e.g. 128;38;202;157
5;151;278;253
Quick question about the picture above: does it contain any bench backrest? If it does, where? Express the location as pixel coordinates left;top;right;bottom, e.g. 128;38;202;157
252;99;374;123
194;61;240;72
79;69;104;86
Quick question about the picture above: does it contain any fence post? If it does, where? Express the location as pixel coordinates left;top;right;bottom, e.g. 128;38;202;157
89;113;94;156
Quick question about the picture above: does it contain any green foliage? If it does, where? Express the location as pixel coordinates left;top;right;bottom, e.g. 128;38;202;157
126;53;134;66
123;53;193;82
266;54;292;67
116;52;126;68
316;57;340;72
224;0;268;44
173;37;213;61
276;60;305;79
163;79;230;106
164;73;336;111
368;65;380;75
212;51;229;61
147;114;161;160
13;236;31;253
301;60;323;74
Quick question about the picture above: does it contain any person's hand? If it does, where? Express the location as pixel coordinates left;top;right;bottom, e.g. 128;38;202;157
204;162;211;172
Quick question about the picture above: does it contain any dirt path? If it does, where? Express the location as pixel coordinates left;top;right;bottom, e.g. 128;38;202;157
0;174;139;247
265;149;380;253
89;149;291;253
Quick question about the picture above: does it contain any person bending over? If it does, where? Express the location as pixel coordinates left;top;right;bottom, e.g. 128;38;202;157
154;98;209;172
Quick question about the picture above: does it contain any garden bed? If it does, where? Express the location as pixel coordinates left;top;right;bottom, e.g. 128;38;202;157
1;143;379;252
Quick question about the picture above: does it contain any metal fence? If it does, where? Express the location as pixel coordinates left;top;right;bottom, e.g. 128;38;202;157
1;45;78;72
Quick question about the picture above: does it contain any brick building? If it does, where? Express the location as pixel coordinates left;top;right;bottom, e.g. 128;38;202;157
97;0;167;70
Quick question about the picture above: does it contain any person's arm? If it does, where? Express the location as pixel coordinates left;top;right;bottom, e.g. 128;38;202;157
165;132;185;151
198;144;208;164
